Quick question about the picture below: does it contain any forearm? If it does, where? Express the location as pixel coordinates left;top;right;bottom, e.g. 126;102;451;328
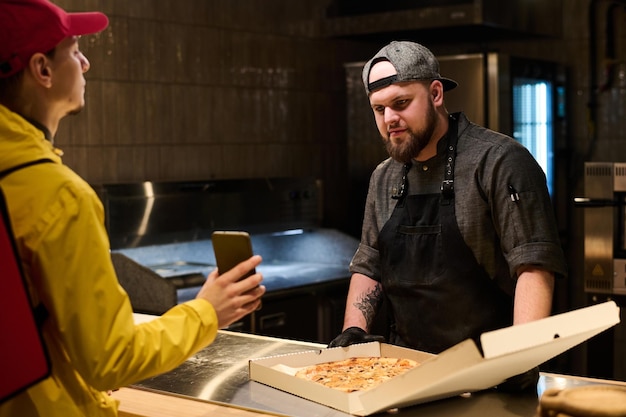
513;266;555;325
342;273;383;332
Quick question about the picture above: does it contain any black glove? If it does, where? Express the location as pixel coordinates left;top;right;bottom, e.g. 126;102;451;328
328;327;385;348
496;366;540;393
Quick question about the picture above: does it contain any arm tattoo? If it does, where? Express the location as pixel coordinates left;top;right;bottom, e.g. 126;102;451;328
353;283;383;328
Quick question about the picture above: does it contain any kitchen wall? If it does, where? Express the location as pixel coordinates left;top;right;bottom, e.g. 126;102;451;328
53;0;625;375
54;0;374;228
54;0;626;232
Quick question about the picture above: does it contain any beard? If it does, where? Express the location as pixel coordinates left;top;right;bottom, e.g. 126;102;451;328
384;101;437;163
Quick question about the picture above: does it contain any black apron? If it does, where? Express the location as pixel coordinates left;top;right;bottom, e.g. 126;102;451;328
378;114;511;354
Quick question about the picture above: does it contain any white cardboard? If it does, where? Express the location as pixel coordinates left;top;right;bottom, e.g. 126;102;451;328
249;301;621;416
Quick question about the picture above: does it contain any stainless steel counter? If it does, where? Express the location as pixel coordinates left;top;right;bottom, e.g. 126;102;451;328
131;329;626;417
115;228;359;301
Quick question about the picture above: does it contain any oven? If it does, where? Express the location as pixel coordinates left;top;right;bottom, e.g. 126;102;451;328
95;178;359;344
575;162;626;380
577;162;626;295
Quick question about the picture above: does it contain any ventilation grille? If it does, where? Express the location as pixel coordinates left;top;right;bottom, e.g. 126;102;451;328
585;278;613;293
585;164;613;178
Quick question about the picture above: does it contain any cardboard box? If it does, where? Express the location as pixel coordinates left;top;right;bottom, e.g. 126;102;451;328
249;301;621;416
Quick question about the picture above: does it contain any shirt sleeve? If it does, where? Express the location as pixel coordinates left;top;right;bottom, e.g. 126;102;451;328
349;165;384;281
482;140;568;279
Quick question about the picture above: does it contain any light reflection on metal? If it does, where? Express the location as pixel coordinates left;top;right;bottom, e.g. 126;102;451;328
270;229;304;236
584;235;613;259
129;181;155;248
198;341;285;400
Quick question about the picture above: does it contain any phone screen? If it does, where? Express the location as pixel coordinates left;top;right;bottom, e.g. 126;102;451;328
211;231;255;278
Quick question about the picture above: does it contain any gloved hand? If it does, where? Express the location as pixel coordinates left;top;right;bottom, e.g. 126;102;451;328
328;327;385;348
496;366;540;393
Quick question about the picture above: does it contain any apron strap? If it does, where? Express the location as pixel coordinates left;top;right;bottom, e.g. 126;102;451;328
391;162;412;201
441;113;459;204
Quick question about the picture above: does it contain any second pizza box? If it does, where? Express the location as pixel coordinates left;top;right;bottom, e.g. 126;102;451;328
249;301;621;416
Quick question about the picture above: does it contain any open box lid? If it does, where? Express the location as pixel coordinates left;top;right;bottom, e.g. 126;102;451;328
249;301;621;416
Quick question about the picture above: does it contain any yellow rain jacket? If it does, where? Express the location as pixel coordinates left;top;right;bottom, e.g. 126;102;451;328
0;104;219;416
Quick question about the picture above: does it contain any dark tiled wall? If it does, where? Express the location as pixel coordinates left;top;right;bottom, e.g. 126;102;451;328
55;0;369;228
55;1;350;209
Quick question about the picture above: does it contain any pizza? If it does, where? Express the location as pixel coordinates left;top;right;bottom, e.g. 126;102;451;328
294;356;419;393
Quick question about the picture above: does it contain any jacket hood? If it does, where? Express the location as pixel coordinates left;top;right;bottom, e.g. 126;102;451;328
0;104;62;175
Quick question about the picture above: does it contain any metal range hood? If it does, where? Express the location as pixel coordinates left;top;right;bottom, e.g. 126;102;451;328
321;0;563;41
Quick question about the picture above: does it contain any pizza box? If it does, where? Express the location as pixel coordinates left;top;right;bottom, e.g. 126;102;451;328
249;301;621;416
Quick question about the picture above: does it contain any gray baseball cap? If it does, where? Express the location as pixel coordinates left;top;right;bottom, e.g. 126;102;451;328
362;41;458;95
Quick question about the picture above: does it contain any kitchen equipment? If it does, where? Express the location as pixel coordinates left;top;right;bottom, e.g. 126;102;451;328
94;177;359;343
574;162;626;381
323;0;562;41
577;162;626;295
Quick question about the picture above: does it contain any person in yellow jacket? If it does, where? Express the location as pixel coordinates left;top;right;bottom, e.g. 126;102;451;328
0;1;266;416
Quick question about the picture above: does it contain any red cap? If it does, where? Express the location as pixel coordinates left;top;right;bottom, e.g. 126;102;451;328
0;0;108;78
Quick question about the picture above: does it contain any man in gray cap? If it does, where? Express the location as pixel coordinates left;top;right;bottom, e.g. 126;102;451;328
330;41;566;389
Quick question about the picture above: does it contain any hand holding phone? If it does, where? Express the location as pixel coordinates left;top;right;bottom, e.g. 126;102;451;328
198;231;264;327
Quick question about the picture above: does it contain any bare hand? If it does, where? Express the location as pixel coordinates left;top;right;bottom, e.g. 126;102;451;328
195;255;265;328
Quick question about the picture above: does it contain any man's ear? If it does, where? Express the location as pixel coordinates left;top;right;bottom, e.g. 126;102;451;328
431;80;444;105
27;53;52;87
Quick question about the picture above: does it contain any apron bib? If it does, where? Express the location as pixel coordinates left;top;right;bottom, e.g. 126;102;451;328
378;114;511;353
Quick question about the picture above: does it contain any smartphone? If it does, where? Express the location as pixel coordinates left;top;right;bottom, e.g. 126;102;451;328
211;231;255;279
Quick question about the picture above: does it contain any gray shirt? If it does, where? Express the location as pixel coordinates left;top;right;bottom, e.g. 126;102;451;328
349;113;567;293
